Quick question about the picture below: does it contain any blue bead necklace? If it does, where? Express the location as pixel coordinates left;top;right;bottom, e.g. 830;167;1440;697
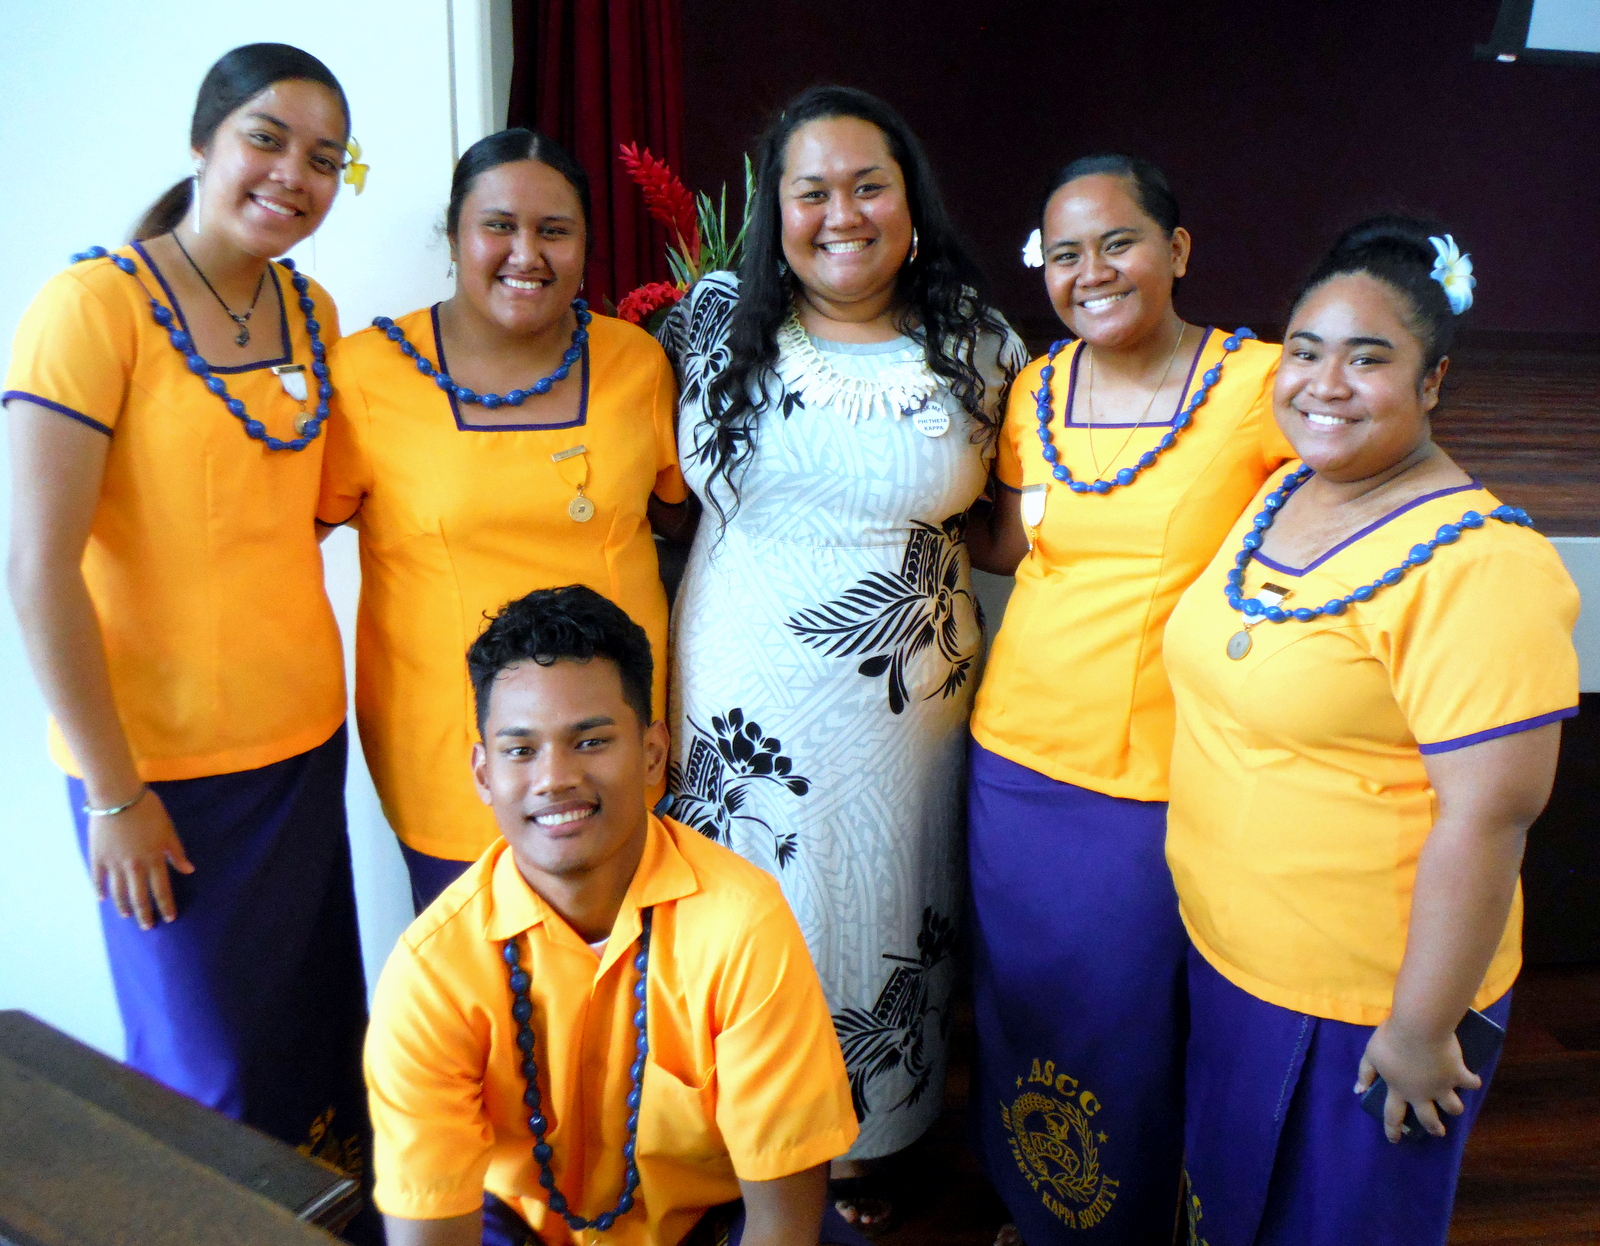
503;906;651;1233
373;300;591;408
1035;328;1256;493
69;245;330;451
1224;464;1534;658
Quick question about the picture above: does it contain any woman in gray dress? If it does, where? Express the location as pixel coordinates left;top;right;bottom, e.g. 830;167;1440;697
662;85;1024;1226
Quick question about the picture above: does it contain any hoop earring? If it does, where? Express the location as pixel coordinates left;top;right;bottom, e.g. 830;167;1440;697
907;228;919;266
191;172;203;234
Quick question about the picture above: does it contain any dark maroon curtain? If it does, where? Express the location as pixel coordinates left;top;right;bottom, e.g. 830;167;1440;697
509;0;686;310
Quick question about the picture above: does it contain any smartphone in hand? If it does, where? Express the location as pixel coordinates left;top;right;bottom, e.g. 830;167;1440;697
1358;1007;1506;1141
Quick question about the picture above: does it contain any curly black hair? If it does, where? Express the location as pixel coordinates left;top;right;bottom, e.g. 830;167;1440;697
696;85;1010;526
467;586;653;734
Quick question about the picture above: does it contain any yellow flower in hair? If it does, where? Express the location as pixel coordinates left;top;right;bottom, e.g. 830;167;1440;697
344;137;370;195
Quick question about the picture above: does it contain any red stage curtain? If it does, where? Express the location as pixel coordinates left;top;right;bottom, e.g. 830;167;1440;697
509;0;686;310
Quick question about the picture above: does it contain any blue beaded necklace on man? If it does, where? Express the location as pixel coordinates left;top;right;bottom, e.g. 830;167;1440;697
373;300;591;408
1223;463;1534;658
70;245;331;452
1034;327;1255;493
502;907;652;1233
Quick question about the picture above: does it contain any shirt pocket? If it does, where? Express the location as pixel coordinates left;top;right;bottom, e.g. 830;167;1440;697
636;1059;724;1165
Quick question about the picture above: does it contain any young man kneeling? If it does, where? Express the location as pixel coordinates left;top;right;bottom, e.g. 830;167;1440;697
366;586;864;1246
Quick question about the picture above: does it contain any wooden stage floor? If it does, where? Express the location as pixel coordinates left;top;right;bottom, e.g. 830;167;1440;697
1433;338;1600;538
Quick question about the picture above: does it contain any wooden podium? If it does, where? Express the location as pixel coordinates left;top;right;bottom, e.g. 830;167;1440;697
0;1011;360;1245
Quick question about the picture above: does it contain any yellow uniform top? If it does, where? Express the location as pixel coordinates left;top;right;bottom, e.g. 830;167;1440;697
2;245;345;780
318;308;687;859
1165;468;1580;1025
365;814;859;1243
972;330;1291;801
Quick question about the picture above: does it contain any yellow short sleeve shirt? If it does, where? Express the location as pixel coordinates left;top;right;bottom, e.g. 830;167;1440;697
1165;469;1581;1024
364;815;859;1244
3;246;345;779
972;331;1291;801
318;309;686;859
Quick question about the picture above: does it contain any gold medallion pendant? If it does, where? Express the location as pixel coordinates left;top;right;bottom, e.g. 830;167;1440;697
1227;583;1291;661
568;494;595;522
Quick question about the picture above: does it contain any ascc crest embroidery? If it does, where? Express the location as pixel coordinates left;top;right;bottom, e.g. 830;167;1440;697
999;1059;1119;1230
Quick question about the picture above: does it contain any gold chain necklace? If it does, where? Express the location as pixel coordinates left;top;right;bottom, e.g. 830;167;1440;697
1084;325;1188;480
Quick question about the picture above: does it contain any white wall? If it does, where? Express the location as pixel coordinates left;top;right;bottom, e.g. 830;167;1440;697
0;0;509;1056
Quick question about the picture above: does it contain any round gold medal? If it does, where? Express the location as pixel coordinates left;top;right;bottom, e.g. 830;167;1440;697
295;414;313;435
1226;631;1252;660
568;495;596;522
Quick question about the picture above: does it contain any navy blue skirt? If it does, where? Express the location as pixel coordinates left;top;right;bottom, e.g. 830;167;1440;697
1184;946;1510;1246
69;724;370;1174
967;739;1187;1244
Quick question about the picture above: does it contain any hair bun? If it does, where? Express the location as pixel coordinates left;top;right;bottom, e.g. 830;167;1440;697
1327;215;1443;272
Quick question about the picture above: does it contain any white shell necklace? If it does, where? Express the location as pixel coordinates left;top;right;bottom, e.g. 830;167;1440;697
773;311;943;425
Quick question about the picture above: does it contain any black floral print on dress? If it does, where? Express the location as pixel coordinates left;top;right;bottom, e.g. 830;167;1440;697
786;515;977;714
667;709;810;867
831;907;958;1122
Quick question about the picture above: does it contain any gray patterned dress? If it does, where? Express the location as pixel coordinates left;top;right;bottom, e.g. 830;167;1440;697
662;273;1025;1157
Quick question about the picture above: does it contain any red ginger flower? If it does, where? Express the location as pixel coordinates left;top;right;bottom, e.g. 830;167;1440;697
619;143;701;262
617;281;685;326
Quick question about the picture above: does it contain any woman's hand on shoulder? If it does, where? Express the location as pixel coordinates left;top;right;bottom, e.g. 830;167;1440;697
88;789;194;929
1355;1018;1478;1143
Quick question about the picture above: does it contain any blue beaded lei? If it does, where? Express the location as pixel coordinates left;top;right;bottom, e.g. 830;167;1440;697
69;245;330;451
373;300;591;408
503;906;651;1233
1035;328;1256;494
1226;464;1534;623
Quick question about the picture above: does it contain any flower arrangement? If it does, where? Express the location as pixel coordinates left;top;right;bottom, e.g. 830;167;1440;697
616;143;753;330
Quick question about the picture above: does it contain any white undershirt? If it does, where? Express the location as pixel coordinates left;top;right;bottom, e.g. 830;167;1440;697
588;938;608;959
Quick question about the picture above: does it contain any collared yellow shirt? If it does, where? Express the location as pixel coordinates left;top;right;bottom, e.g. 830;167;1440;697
317;308;687;859
365;814;858;1244
973;331;1290;802
2;245;345;780
1165;467;1580;1024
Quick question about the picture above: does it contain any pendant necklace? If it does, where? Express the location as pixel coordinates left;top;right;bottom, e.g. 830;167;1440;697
1035;327;1255;495
71;245;331;451
503;908;652;1232
171;231;266;348
1083;325;1187;479
1223;464;1535;659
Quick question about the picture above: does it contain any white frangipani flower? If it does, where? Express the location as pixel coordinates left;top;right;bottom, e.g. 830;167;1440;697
1022;228;1044;268
1428;234;1475;314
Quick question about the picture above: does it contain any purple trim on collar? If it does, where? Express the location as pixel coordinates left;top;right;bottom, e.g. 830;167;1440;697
1418;706;1578;755
131;240;292;373
2;390;112;435
1252;480;1486;578
431;303;592;433
1061;327;1213;428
